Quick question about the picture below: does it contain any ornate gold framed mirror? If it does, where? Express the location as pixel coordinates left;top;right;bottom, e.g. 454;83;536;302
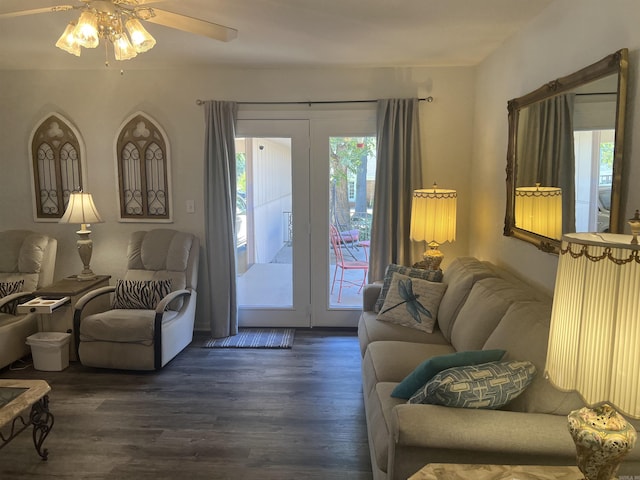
504;48;628;253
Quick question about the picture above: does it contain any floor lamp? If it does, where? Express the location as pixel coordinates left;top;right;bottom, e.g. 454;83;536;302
409;184;457;270
59;192;104;281
545;227;640;479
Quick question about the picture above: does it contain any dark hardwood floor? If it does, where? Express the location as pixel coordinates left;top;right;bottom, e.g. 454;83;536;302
0;329;372;480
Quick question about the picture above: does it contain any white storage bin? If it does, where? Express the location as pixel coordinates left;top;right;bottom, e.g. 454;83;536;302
26;332;71;371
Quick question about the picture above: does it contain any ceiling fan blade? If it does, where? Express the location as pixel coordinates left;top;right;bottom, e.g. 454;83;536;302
0;5;74;19
144;9;237;42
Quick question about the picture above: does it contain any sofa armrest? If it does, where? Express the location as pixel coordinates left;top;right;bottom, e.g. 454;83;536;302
388;404;576;480
363;283;382;312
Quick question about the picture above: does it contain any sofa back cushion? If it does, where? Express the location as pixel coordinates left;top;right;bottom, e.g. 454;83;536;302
482;301;584;415
437;257;497;342
450;277;537;352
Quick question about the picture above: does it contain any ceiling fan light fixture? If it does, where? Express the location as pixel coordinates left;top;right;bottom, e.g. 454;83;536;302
125;17;156;53
55;21;81;56
74;11;100;48
113;33;137;60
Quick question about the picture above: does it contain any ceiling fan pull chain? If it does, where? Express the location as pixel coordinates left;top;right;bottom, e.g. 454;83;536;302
104;41;109;68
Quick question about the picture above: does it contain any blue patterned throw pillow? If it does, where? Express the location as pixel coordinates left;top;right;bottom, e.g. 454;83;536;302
375;264;444;313
391;349;506;399
408;360;536;409
112;279;172;310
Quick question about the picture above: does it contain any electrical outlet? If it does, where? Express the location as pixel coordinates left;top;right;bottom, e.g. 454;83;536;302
186;200;195;214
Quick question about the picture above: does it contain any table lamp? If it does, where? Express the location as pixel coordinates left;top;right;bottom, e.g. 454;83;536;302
410;184;457;270
545;226;640;479
515;184;562;239
59;192;104;281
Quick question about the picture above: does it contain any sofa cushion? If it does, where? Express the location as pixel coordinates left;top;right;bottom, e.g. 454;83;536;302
79;309;179;345
374;264;443;312
408;360;536;409
436;257;497;342
112;279;172;310
362;341;455;397
377;273;447;333
391;349;506;399
483;301;585;415
450;277;537;352
358;312;449;356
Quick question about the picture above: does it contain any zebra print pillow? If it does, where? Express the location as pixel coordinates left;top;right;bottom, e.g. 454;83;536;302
112;279;172;310
0;280;24;314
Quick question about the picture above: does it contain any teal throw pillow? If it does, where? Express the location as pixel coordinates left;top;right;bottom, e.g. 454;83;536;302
391;349;506;399
375;263;443;313
408;360;536;409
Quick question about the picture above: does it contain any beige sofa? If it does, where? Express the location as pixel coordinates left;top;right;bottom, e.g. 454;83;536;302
358;256;640;480
0;230;57;370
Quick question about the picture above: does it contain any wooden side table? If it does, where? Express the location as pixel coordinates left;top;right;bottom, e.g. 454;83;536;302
33;275;111;361
409;463;582;480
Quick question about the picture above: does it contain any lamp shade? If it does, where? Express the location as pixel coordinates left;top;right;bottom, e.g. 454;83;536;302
545;232;640;419
410;187;457;245
59;193;104;225
515;185;562;239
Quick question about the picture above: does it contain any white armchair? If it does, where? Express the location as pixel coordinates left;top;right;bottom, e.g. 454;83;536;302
73;229;199;370
0;230;57;370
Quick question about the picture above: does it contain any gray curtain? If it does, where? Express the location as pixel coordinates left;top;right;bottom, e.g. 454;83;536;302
369;98;423;282
203;101;238;338
517;93;576;233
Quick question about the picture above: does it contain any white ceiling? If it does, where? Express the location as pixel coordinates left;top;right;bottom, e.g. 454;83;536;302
0;0;555;70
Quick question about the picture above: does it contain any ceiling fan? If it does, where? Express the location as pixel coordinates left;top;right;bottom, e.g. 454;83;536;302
0;0;237;62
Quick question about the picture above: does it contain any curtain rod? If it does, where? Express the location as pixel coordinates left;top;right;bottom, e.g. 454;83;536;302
195;97;434;106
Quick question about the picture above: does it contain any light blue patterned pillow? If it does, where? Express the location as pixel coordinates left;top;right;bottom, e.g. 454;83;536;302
408;360;536;409
375;264;444;312
112;279;172;310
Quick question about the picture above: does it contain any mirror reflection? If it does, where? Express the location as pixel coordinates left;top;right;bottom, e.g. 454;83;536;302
505;49;628;253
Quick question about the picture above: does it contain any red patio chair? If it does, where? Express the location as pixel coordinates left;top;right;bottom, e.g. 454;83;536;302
330;224;369;303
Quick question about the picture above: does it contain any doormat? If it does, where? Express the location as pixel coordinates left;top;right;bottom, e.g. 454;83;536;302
201;328;295;349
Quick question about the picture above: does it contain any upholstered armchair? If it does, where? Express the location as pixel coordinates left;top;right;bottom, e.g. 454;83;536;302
73;229;199;371
0;230;57;370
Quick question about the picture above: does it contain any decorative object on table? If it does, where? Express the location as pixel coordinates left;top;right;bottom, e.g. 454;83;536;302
410;184;457;270
202;328;295;349
0;1;237;65
515;184;562;240
545;228;640;480
59;192;104;281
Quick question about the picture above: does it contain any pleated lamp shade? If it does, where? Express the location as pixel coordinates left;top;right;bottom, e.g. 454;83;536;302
545;232;640;419
515;185;562;239
410;187;457;246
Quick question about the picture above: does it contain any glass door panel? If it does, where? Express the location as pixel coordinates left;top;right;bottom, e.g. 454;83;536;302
309;115;376;327
235;120;310;327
